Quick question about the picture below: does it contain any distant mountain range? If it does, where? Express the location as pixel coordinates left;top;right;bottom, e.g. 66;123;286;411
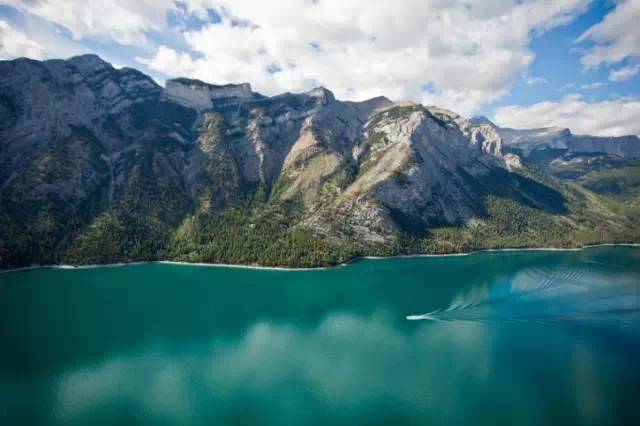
1;54;639;269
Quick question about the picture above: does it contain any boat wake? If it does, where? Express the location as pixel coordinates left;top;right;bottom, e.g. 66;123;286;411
407;266;640;326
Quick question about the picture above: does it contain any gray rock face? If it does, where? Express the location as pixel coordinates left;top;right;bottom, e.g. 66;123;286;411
337;105;517;234
203;86;347;186
163;78;253;111
568;134;640;159
461;121;503;157
428;107;503;157
503;153;522;171
0;54;192;224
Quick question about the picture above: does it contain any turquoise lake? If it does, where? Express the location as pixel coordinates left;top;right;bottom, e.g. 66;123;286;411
1;247;639;425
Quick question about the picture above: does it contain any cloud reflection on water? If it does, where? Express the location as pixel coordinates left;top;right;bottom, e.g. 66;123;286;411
52;309;629;426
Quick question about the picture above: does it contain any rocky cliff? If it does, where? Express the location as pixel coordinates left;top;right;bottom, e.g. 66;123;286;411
1;55;639;268
163;78;254;111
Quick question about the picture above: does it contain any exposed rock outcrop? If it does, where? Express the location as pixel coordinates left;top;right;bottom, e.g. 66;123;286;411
162;78;253;111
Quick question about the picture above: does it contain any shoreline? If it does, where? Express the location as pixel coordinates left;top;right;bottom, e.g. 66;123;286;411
1;243;639;275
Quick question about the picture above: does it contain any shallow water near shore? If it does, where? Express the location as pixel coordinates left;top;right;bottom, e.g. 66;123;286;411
1;246;639;425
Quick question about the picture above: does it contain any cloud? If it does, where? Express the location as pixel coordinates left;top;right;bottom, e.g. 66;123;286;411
51;312;562;426
494;94;640;136
0;19;45;59
0;4;188;79
138;0;589;116
609;64;640;82
47;303;630;426
4;0;177;45
137;45;199;77
580;82;605;90
526;76;548;85
577;0;640;67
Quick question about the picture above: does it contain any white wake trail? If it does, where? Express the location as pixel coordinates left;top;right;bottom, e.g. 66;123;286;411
407;267;640;324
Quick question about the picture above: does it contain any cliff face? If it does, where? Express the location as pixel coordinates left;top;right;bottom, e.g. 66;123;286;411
1;54;639;268
162;78;254;111
0;55;166;207
568;135;640;159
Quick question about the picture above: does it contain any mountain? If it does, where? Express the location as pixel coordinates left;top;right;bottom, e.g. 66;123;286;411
1;55;639;269
470;116;640;169
494;124;640;160
468;117;640;199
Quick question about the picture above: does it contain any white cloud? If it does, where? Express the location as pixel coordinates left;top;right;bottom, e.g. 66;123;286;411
494;94;640;136
0;19;45;59
609;64;640;81
137;45;199;78
580;82;605;90
139;0;589;116
4;0;176;45
526;76;548;85
577;0;640;68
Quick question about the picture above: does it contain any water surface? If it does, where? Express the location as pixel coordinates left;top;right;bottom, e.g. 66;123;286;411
1;247;639;425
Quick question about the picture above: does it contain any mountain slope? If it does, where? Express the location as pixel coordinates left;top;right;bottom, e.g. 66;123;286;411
1;55;639;269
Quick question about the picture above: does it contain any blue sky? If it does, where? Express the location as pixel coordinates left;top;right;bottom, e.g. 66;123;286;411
493;1;638;110
0;0;638;135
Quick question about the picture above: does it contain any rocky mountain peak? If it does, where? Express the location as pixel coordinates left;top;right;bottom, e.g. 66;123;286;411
469;116;495;126
306;86;335;104
66;54;112;73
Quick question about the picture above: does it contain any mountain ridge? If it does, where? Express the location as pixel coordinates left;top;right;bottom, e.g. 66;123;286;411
1;54;639;269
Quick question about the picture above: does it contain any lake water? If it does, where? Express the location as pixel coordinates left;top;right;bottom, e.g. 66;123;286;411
1;247;639;425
